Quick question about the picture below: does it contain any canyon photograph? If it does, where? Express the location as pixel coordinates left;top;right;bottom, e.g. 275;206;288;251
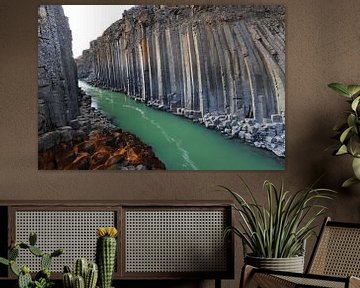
37;5;285;170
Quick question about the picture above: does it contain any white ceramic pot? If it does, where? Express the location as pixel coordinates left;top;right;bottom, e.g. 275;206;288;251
245;254;305;273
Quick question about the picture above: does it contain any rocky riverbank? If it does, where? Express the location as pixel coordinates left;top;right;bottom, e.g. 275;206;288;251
38;90;166;170
200;113;285;157
147;99;285;157
81;79;285;158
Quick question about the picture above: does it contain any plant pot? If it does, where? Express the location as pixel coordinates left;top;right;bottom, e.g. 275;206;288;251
245;254;305;273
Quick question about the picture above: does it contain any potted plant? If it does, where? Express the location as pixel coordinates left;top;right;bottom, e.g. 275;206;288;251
0;232;63;288
61;227;118;288
221;179;334;273
96;227;118;288
62;258;98;288
328;83;360;187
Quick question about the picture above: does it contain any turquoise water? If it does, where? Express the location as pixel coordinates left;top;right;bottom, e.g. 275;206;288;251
79;81;284;170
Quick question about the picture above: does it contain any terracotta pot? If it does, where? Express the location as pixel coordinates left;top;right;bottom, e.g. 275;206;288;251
245;254;305;273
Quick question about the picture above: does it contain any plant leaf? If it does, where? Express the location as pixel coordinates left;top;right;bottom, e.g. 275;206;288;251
347;114;356;128
336;145;348;155
351;96;360;111
352;157;360;179
347;85;360;97
0;257;9;266
342;177;360;188
349;135;360;157
340;126;353;143
328;83;350;97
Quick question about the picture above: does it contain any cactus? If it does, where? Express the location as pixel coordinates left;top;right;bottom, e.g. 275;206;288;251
29;245;44;257
51;248;64;257
10;260;20;276
63;260;98;288
64;265;72;273
85;263;98;288
0;232;63;288
63;272;74;288
19;243;30;249
18;268;32;288
0;257;9;266
29;232;37;246
74;275;85;288
62;265;74;288
21;265;30;274
41;253;52;270
9;246;19;260
74;258;88;279
96;227;118;288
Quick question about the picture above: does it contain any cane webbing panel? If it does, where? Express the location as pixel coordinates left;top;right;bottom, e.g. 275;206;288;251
15;211;115;272
249;272;297;288
125;210;227;273
309;226;360;277
277;275;345;288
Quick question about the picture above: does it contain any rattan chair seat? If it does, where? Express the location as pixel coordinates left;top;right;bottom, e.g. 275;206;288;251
241;218;360;288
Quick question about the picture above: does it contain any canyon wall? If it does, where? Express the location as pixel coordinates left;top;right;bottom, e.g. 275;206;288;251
78;5;285;123
37;5;165;169
78;5;286;157
38;5;81;152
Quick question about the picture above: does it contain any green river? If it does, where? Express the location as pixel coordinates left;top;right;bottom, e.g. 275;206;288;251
79;81;284;170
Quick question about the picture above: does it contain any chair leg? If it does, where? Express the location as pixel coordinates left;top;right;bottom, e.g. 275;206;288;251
240;265;255;288
215;278;221;288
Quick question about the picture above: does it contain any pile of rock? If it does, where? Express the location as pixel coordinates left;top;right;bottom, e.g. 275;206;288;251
200;112;285;157
131;99;285;158
38;90;116;153
38;89;166;170
175;108;202;120
38;129;165;170
146;99;168;111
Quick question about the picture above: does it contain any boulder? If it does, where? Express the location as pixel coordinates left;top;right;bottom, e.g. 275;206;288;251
38;131;61;152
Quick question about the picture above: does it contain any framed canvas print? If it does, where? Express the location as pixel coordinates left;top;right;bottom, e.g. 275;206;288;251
38;5;285;170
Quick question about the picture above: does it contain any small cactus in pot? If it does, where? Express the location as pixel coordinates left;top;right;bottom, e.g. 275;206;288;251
63;266;74;288
62;259;98;288
85;262;98;288
96;227;118;288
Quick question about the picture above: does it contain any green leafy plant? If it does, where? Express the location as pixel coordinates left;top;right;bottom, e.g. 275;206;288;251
33;278;54;288
221;179;335;258
328;83;360;187
0;232;63;288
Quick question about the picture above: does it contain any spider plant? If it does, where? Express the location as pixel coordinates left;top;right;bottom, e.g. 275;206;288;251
221;179;335;258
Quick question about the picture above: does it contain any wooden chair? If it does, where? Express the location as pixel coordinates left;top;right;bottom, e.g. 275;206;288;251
241;217;360;288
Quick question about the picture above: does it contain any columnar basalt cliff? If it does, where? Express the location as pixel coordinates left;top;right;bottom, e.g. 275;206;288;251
37;5;165;169
38;5;81;151
78;5;286;157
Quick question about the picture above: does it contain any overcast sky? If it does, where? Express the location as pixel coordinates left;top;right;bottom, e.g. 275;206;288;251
63;5;135;58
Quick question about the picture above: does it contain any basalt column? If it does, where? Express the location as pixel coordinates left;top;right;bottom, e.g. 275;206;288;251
38;5;80;151
79;5;285;122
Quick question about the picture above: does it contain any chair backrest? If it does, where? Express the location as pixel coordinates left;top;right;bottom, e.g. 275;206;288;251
307;217;360;277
